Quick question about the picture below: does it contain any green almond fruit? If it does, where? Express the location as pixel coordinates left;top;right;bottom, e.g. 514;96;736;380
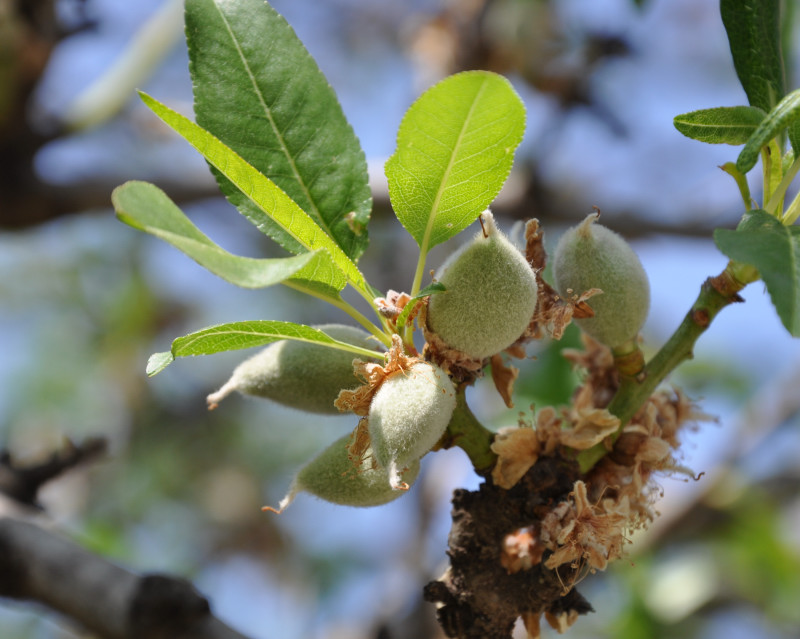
368;361;456;488
274;434;421;510
553;213;650;348
427;211;538;359
207;324;379;414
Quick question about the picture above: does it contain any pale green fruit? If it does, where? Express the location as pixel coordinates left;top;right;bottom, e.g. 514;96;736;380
427;211;538;359
368;361;456;488
207;324;378;414
553;213;650;348
274;434;421;510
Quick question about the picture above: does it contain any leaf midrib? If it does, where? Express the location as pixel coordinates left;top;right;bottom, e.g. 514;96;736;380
212;2;333;239
419;77;489;256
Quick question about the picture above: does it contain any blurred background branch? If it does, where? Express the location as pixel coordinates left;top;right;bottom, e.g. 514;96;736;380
1;1;799;638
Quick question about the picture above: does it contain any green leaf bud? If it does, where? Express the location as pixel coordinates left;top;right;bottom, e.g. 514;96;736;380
368;361;456;488
207;324;378;414
427;211;538;359
273;434;421;511
552;213;650;348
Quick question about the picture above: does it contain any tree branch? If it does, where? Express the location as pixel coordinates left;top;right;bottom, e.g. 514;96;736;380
0;438;107;507
0;516;251;639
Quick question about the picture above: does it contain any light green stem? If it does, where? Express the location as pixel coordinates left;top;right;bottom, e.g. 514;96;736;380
783;188;800;225
285;283;391;348
410;249;429;298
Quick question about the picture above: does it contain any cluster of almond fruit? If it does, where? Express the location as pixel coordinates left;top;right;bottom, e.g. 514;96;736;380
207;210;650;512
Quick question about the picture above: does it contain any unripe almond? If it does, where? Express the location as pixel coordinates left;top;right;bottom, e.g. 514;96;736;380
207;324;378;414
275;434;421;511
427;211;538;359
552;213;650;348
368;361;456;488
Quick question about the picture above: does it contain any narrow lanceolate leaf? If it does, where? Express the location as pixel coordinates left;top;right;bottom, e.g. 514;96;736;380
737;89;800;173
714;210;800;336
186;0;371;260
385;71;525;253
720;0;784;113
673;106;765;145
112;180;316;289
138;92;368;297
146;321;381;375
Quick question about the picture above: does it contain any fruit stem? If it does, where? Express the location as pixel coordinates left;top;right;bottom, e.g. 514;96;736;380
442;388;497;473
576;259;759;473
611;340;645;378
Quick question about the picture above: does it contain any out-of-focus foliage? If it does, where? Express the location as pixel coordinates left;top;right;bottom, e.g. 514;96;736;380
1;1;799;638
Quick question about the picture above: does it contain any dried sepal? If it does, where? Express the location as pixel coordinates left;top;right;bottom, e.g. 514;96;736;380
334;335;416;416
542;480;630;574
491;426;540;489
490;354;519;408
558;408;620;450
523;218;601;341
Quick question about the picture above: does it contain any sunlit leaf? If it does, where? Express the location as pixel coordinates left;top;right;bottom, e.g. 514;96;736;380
385;71;525;254
147;320;382;376
138;92;370;298
186;0;371;260
112;180;317;289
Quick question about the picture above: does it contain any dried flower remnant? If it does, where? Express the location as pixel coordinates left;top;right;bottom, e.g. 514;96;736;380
334;335;416;416
490;354;519;408
541;480;630;574
559;408;620;450
523;218;601;342
501;526;546;574
491;425;540;489
375;289;412;322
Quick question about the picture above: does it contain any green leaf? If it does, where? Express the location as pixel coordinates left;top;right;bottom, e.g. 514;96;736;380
673;106;765;144
714;210;800;336
737;89;800;173
112;180;318;288
720;0;784;113
147;320;382;376
185;0;371;261
385;71;525;254
789;122;800;159
138;92;370;298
